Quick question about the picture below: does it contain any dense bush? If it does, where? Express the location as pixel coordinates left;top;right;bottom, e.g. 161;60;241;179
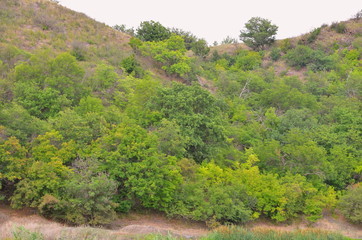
284;45;334;71
330;22;347;34
239;17;278;50
136;20;171;42
0;2;361;230
338;184;362;223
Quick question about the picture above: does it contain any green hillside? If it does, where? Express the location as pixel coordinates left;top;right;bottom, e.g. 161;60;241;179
0;0;361;231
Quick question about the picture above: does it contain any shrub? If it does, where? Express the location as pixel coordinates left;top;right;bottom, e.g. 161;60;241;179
338;184;362;223
307;27;321;44
136;20;171;42
284;45;334;71
270;47;281;61
352;37;362;49
280;39;292;53
330;22;347;34
121;54;145;78
70;41;87;61
191;39;210;58
34;13;58;31
221;36;238;44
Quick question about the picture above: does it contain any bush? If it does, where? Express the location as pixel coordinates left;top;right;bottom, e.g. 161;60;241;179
136;20;171;42
280;39;292;53
338;184;362;223
70;41;87;61
284;45;334;71
121;54;145;78
191;39;210;58
330;22;347;34
307;27;321;44
270;47;281;61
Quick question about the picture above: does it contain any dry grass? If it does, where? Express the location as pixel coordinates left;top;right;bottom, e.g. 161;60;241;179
0;0;132;66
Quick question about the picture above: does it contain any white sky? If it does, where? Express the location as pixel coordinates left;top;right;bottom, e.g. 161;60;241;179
58;0;361;44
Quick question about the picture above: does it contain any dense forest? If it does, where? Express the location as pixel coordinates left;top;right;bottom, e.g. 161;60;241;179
0;0;361;229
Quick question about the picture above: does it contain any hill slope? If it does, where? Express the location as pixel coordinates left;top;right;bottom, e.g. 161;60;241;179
0;0;361;238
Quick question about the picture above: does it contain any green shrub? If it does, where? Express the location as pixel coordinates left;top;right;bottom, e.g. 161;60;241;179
352;37;362;49
284;45;334;71
191;39;210;57
280;39;292;53
307;27;321;44
136;20;171;42
338;184;362;223
330;22;347;34
270;47;281;61
121;54;145;78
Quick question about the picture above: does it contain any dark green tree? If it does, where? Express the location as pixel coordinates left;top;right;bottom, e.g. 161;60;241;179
136;20;171;42
239;17;278;50
191;39;210;58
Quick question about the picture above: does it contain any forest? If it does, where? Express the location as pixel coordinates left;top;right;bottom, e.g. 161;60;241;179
0;0;361;234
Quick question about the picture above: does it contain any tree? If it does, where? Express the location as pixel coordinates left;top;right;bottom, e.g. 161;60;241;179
136;20;171;42
239;17;278;50
191;39;210;58
338;184;362;223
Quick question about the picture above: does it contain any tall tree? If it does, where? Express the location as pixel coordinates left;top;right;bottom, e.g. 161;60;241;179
239;17;278;50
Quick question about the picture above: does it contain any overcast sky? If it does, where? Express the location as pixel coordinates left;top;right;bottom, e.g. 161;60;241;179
58;0;361;44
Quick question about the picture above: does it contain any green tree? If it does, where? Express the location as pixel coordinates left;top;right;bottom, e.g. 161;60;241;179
191;39;210;58
148;83;226;162
141;34;191;76
338;184;362;223
52;159;118;225
239;17;278;50
136;20;171;42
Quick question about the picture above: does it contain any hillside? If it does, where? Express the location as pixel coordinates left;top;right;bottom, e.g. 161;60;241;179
0;0;361;239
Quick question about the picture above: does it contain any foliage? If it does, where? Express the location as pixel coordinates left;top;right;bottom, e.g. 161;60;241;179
148;83;226;162
239;17;278;50
140;34;191;76
191;39;210;57
120;54;145;78
330;22;347;34
113;24;135;36
284;45;334;71
171;27;198;50
136;20;171;42
0;1;361;228
306;27;321;44
221;36;238;44
56;159;118;225
338;184;362;223
270;47;281;61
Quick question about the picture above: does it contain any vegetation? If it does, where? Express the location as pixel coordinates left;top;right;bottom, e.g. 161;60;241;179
0;0;361;234
8;226;351;240
239;17;278;50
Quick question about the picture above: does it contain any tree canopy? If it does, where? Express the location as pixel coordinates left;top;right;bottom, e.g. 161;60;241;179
239;17;278;50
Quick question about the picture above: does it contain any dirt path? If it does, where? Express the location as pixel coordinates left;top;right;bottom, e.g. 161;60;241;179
0;205;361;239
